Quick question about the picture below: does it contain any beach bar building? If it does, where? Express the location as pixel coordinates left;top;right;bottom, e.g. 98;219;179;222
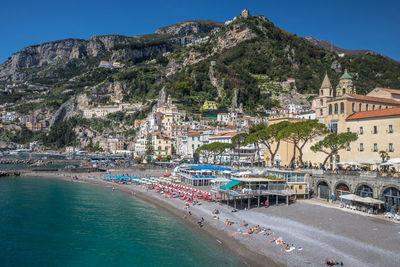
218;177;293;209
263;168;310;198
178;165;232;186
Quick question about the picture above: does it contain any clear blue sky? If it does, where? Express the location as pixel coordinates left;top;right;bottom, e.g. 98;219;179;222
0;0;399;62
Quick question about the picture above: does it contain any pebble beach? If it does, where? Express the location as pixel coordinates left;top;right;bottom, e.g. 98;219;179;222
21;169;400;267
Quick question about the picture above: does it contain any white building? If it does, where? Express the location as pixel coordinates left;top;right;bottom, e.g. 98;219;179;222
296;112;316;120
217;113;229;125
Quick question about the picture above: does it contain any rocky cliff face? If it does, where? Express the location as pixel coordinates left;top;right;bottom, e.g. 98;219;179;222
0;35;132;82
0;20;224;83
155;20;223;36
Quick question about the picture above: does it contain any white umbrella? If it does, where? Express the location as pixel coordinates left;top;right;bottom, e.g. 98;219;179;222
340;194;361;201
363;197;384;205
386;158;400;164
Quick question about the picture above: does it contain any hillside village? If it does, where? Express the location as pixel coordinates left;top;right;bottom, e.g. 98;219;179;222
0;9;399;169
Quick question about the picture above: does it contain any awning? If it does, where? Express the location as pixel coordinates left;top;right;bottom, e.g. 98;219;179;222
220;180;241;190
340;194;384;205
188;165;231;171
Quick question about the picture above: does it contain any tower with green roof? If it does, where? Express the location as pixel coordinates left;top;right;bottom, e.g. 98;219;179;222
336;69;355;96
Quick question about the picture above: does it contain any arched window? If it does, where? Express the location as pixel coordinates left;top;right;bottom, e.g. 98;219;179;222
359;103;362;111
334;103;338;114
342;88;346;95
372;105;375;110
340;102;345;113
329;104;332;115
352;103;355;112
366;104;369;111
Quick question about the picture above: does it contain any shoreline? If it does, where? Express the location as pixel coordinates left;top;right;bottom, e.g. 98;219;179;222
19;171;280;267
14;170;400;267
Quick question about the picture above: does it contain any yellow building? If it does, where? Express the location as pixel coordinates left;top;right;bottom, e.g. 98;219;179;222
134;119;147;129
151;132;172;159
338;107;400;165
202;100;218;110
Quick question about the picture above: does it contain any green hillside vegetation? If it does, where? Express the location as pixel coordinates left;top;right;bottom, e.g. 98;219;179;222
2;14;400;118
162;16;400;112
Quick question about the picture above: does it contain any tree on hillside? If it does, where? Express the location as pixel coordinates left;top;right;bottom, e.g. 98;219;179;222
196;144;211;163
211;142;233;165
252;121;290;166
378;150;389;163
310;132;358;167
231;133;249;169
278;120;328;168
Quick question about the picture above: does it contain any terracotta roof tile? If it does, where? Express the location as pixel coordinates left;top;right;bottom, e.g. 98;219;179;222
188;131;201;136
349;94;400;105
376;88;400;95
210;132;238;138
347;107;400;120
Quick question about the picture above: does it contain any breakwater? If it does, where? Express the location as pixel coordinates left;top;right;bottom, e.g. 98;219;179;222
0;170;20;177
0;158;84;166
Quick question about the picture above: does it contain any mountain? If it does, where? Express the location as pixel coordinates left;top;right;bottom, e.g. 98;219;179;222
304;36;379;56
1;10;399;115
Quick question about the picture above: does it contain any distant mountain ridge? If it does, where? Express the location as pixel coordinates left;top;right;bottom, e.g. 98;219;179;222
304;36;397;62
0;10;399;116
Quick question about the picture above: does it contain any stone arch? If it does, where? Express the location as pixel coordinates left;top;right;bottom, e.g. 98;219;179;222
333;181;351;199
380;184;400;196
316;179;331;199
355;183;374;198
381;185;400;212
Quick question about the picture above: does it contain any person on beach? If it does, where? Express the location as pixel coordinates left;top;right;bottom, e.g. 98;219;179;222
239;221;248;227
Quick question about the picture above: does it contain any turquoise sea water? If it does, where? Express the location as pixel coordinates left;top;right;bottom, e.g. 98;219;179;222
0;177;242;267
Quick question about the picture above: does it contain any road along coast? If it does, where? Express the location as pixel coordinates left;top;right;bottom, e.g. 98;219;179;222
21;170;400;267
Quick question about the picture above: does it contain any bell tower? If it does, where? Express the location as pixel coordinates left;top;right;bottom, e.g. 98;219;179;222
336;69;354;96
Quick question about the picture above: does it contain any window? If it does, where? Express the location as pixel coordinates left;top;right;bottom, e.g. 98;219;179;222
359;103;362;111
328;104;332;115
347;127;350;132
342;88;346;95
373;126;377;134
320;99;323;105
389;125;393;133
340;102;345;113
347;144;351;151
360;127;363;134
366;104;369;111
389;143;394;152
372;105;375;110
198;137;200;141
320;109;323;116
299;185;303;190
192;144;194;148
373;143;378;152
352;103;355;112
165;146;168;150
379;105;382;109
192;137;194;141
360;143;364;152
197;144;200;148
158;146;161;151
334;103;338;114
